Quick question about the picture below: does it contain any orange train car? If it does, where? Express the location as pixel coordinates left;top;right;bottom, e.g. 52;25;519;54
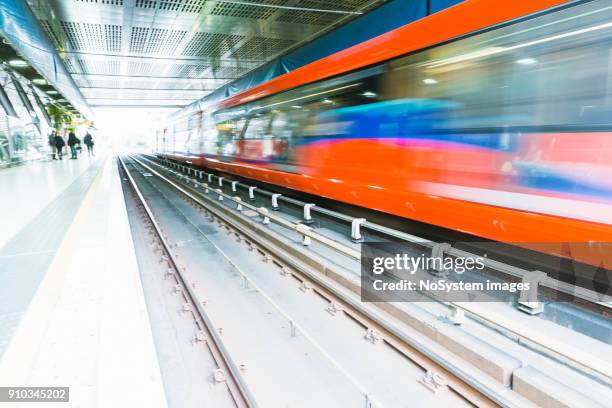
159;0;612;268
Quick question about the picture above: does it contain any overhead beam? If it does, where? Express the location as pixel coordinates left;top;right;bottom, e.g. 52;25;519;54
70;72;233;81
89;104;189;108
79;86;216;91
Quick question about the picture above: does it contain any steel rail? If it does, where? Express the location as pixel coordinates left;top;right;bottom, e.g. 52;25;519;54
137;154;612;384
118;156;259;408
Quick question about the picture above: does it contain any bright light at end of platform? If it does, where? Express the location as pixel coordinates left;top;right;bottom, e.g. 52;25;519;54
423;78;438;85
93;107;176;151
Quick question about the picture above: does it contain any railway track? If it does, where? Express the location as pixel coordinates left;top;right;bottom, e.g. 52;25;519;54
145;155;610;312
119;153;612;408
119;156;258;408
138;154;611;374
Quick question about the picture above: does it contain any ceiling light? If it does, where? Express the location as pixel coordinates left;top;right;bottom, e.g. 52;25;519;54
8;59;28;67
516;58;537;65
46;90;58;95
32;78;47;85
322;98;333;104
423;78;438;85
362;91;377;98
258;83;359;111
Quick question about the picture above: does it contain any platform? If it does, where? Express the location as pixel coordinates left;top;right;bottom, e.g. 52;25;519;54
0;155;167;407
0;155;98;248
0;154;104;354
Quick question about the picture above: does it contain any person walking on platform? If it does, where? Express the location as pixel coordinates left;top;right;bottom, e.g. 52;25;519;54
54;132;65;160
84;132;95;156
68;131;78;159
48;129;57;160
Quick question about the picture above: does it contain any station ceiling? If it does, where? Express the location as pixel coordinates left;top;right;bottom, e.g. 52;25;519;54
25;0;388;109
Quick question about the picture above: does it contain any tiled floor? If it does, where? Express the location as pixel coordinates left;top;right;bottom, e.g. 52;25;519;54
0;154;100;248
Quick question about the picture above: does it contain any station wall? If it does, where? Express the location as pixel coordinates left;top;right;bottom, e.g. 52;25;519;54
0;69;51;166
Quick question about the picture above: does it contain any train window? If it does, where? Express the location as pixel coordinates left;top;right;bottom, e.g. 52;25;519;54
385;0;612;130
243;115;273;139
216;116;247;140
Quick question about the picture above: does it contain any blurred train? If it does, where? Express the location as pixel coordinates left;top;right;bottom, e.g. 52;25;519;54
157;0;612;269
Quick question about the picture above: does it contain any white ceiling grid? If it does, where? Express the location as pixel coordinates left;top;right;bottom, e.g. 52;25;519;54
27;0;388;108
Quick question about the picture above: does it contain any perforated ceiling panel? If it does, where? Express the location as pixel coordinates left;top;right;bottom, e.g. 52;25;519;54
211;0;288;20
26;0;389;107
230;36;296;61
182;32;245;57
135;0;207;13
76;0;124;5
60;22;123;52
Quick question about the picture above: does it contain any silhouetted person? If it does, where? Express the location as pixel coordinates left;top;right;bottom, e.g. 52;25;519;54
84;132;95;156
54;133;65;160
48;129;57;160
68;131;78;159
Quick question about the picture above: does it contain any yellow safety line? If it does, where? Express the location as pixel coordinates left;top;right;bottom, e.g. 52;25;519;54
0;156;109;384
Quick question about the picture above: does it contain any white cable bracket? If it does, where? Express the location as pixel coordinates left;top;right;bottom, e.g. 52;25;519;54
430;243;452;277
447;305;465;325
231;180;238;192
303;203;315;224
271;193;281;211
518;270;548;315
248;186;256;201
295;223;312;246
207;174;213;183
258;207;270;225
218;176;224;187
351;218;366;243
235;196;243;211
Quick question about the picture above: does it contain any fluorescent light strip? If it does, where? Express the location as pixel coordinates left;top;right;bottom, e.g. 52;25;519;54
481;5;612;45
424;20;612;68
255;83;361;111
